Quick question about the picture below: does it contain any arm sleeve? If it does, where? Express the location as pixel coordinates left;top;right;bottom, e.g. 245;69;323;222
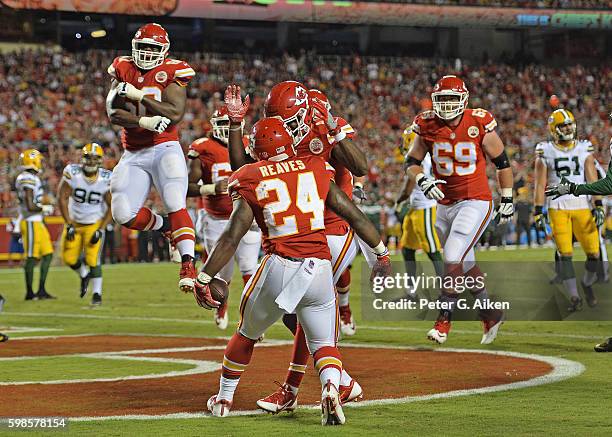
575;163;612;196
173;61;195;87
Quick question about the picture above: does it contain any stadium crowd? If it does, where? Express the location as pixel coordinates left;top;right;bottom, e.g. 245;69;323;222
363;0;611;9
1;47;610;248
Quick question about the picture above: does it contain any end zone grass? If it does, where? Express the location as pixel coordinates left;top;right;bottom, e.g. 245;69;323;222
0;247;611;436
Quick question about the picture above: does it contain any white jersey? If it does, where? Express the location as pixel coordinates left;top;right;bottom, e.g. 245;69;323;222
15;171;44;222
62;164;112;225
536;140;592;210
410;154;437;210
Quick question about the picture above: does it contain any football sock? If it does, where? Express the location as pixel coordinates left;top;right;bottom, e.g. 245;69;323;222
583;258;598;287
336;269;351;307
24;257;36;294
438;291;458;319
559;256;579;299
129;207;164;231
90;265;102;295
79;262;90;279
219;332;256;401
314;346;342;390
402;248;417;277
169;209;195;257
340;368;353;386
427;251;445;277
285;324;309;389
466;265;488;303
38;254;52;291
563;279;579;299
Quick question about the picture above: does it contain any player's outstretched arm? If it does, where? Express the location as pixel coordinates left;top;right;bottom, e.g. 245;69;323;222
574;163;612;196
326;182;391;279
200;198;254;278
224;85;253;170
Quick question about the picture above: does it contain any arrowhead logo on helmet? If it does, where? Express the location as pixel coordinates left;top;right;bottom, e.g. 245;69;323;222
132;23;170;70
431;75;469;121
264;81;311;146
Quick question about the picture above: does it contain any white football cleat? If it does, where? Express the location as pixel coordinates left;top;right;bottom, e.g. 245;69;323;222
481;318;504;345
339;378;363;403
321;380;345;426
427;319;451;344
207;395;232;417
215;303;229;330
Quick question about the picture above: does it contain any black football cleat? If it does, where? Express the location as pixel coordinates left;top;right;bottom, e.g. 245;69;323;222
567;296;583;313
25;292;37;301
581;282;597;308
80;273;91;298
91;293;102;306
594;337;612;352
0;333;8;343
36;289;56;300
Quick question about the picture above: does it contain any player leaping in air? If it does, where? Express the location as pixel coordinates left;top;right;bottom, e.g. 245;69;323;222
405;75;514;345
105;23;198;293
194;117;391;425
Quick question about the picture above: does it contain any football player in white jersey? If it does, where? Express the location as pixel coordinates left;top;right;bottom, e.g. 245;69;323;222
534;109;603;311
395;126;444;292
15;149;55;300
57;144;112;305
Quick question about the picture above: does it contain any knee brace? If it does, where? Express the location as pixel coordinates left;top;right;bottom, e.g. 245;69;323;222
162;182;187;213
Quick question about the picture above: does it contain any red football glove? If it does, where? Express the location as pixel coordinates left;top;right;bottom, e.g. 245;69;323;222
370;254;392;282
309;99;337;136
193;283;220;310
224;84;250;123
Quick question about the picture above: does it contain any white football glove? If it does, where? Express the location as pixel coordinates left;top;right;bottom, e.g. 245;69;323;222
40;204;54;216
494;197;514;224
139;116;171;134
117;82;145;102
416;173;446;201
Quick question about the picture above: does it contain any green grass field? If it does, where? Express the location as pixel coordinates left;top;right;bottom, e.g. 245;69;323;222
1;246;611;436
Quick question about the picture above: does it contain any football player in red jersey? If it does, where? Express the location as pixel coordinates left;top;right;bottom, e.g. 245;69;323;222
224;83;371;413
405;75;514;345
187;108;261;330
194;117;391;425
105;23;198;293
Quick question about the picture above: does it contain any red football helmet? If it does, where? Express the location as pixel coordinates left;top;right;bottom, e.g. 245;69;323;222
263;81;310;145
431;75;469;120
132;23;170;70
248;117;296;162
309;89;331;112
210;107;243;145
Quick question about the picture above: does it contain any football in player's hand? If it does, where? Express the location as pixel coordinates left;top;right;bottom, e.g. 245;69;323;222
209;278;229;306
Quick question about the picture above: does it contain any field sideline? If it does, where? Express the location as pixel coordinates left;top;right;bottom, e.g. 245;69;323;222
0;246;611;436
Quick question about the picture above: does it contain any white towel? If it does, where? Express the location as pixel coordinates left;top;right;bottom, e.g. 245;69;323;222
275;258;318;313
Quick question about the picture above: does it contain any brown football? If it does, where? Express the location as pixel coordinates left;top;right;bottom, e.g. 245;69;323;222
209;277;229;306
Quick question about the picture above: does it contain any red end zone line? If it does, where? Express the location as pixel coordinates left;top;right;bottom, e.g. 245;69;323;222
2;339;581;422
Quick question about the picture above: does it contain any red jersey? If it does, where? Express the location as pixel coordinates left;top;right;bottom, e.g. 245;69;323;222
229;156;334;260
413;108;496;205
188;137;233;219
295;117;356;234
108;56;195;151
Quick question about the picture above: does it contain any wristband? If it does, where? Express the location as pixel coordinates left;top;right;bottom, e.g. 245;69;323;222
333;130;347;143
500;188;513;198
199;184;216;196
197;271;212;285
372;241;388;256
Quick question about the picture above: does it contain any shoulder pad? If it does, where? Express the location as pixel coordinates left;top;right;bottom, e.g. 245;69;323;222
165;59;195;86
